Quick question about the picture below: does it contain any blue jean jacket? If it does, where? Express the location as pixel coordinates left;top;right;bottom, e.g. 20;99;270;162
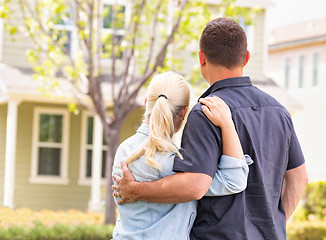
112;124;253;240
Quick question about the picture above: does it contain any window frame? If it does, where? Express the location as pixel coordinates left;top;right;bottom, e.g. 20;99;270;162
100;0;130;63
30;107;70;185
51;9;77;57
78;111;107;186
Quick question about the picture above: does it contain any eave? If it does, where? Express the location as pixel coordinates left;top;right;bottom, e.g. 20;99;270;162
269;35;326;52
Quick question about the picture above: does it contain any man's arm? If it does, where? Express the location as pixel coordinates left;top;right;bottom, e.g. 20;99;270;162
281;163;308;221
113;161;212;205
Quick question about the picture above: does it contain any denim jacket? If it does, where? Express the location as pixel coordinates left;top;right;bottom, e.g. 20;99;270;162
112;124;253;240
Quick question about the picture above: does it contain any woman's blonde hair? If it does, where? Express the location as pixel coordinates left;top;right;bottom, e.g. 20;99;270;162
126;71;190;169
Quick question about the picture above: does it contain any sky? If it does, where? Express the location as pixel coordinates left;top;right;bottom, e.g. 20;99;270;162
266;0;326;31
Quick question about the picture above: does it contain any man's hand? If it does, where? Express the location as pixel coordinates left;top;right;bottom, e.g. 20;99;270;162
112;161;138;205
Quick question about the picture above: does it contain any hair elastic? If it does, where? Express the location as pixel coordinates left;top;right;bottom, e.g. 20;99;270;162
158;94;168;100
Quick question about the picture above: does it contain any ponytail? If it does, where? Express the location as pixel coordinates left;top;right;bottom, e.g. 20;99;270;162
126;72;190;169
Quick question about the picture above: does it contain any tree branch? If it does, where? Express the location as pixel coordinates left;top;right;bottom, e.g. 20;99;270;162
112;0;146;113
20;0;78;70
128;0;189;103
143;0;163;74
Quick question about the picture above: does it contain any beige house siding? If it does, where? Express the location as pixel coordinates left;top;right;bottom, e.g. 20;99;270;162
268;38;326;181
2;2;33;68
1;100;143;210
0;104;7;206
243;9;266;80
13;102;89;210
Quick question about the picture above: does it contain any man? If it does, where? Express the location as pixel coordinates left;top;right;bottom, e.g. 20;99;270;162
113;17;308;239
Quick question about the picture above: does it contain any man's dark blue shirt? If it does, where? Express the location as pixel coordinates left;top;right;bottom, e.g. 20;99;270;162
173;77;305;240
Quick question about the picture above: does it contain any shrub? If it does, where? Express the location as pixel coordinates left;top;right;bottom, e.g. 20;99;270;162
0;208;114;240
293;181;326;221
287;221;326;240
0;208;105;228
0;223;114;240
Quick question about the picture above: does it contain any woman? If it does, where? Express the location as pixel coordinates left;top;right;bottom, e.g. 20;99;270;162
112;72;252;240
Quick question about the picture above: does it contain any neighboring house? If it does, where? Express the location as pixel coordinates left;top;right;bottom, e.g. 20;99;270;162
1;0;296;212
267;18;326;181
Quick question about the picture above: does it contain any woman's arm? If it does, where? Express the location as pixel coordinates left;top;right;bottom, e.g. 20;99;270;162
199;96;243;159
199;96;252;196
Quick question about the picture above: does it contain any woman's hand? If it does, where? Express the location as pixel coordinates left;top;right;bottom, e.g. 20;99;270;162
200;96;243;160
199;96;233;129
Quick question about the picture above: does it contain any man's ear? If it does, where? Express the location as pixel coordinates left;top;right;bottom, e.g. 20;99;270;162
243;50;251;67
199;50;206;67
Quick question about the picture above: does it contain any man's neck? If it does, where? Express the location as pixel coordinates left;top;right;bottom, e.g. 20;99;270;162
206;64;243;86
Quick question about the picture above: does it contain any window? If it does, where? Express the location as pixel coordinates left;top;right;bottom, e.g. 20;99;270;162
79;112;107;185
284;58;291;89
101;1;127;59
103;4;126;30
312;53;320;87
52;11;74;55
238;17;255;53
30;108;69;184
298;55;305;88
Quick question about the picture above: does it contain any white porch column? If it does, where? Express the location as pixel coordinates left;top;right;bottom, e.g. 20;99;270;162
3;100;20;208
88;115;103;211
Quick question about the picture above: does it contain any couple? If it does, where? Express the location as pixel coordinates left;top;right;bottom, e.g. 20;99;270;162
112;17;308;240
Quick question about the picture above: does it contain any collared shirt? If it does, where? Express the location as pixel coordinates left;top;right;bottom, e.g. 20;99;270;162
112;123;253;240
173;76;305;240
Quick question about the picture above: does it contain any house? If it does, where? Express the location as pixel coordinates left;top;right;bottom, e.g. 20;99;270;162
1;0;294;212
267;18;326;181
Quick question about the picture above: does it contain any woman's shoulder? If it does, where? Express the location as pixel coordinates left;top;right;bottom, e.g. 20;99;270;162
157;152;177;178
113;133;146;176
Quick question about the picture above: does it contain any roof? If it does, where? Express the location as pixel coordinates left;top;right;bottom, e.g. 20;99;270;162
0;64;39;95
0;63;111;105
205;0;275;9
252;78;302;112
269;18;326;50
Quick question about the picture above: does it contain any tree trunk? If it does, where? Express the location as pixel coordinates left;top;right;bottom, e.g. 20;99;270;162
104;121;122;224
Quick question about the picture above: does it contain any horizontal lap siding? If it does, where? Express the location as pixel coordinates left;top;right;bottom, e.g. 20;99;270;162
244;10;266;80
13;102;143;211
2;1;33;68
14;102;89;211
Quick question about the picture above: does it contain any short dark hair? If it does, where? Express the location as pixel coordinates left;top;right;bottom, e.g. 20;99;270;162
199;17;247;69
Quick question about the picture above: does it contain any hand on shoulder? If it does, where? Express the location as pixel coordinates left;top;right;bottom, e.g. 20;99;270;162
199;96;233;129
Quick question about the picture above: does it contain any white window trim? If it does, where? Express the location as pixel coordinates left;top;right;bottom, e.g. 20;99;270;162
52;17;77;58
78;111;107;186
30;107;70;185
100;0;131;65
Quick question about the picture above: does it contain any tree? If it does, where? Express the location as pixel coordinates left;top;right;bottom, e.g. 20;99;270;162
1;0;257;224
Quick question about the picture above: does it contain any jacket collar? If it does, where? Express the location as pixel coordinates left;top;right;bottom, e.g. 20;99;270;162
137;123;149;136
199;76;252;99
